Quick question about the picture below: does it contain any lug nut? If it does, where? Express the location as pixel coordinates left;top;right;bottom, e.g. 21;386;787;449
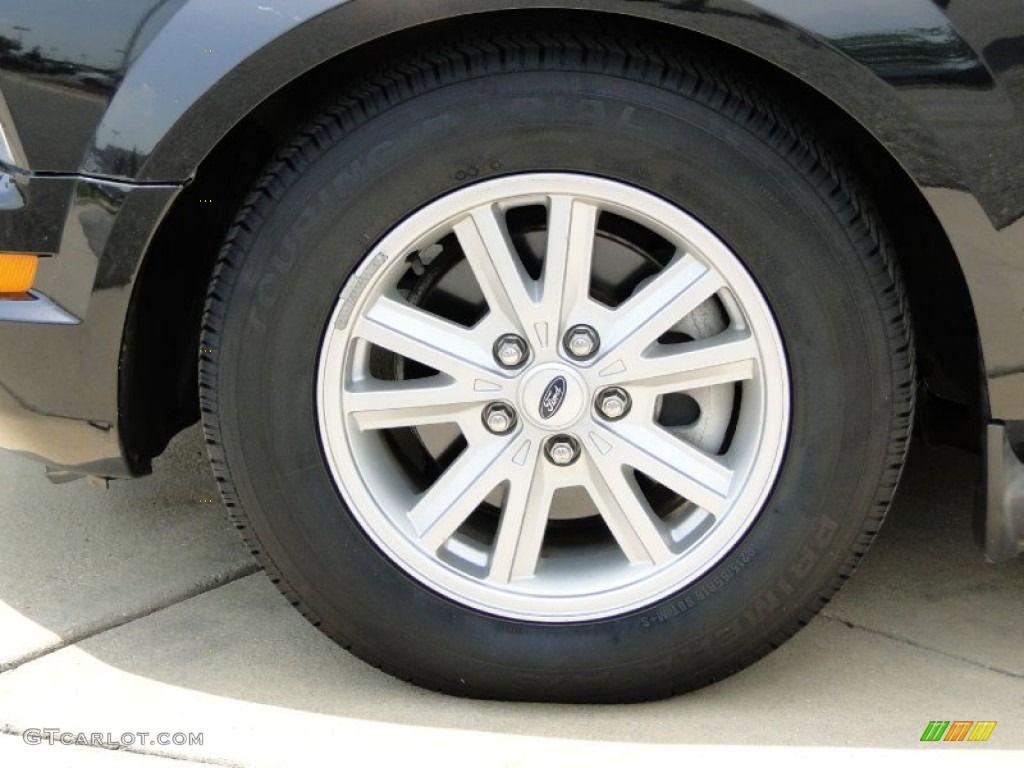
564;325;599;360
596;387;631;421
545;435;581;466
494;334;529;369
483;402;517;435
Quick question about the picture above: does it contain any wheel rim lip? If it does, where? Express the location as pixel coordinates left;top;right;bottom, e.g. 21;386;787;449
317;173;790;622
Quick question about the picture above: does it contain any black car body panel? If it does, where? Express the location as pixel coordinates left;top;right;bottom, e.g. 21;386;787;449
0;0;1021;553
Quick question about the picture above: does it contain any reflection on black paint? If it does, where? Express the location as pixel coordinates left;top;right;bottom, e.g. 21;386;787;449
0;0;185;172
0;173;24;211
90;144;144;180
0;34;118;98
832;26;991;87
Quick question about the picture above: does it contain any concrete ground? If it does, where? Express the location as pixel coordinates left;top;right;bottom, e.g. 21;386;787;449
0;426;1021;766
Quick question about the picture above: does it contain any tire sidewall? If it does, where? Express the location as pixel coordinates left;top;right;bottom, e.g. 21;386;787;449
214;70;896;699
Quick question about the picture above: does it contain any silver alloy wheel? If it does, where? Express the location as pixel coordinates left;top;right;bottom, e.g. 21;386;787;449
317;174;789;621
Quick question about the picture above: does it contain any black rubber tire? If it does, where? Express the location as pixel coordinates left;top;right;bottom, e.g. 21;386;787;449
199;29;914;703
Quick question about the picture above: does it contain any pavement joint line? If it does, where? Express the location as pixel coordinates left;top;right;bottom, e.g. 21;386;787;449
0;560;262;675
0;727;243;767
819;612;1024;679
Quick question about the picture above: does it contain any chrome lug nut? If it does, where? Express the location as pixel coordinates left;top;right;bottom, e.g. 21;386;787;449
564;325;599;360
545;435;581;466
596;387;631;421
494;334;529;369
482;402;517;435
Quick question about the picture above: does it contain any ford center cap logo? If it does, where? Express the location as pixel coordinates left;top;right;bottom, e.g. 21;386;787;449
539;376;567;420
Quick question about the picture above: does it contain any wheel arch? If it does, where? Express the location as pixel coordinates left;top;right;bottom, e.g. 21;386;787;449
118;6;982;466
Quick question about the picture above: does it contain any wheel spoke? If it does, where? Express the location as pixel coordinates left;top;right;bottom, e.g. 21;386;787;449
600;253;724;362
410;438;514;551
594;422;732;516
584;454;675;565
344;376;491;431
537;196;599;345
598;329;757;393
319;174;790;621
356;296;503;385
454;205;538;333
488;444;553;583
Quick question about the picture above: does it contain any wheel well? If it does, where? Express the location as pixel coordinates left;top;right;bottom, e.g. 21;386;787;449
118;9;982;468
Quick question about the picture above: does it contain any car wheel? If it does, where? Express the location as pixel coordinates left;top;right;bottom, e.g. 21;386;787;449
200;29;914;702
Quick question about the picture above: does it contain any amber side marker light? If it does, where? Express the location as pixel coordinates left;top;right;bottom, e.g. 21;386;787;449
0;253;38;294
